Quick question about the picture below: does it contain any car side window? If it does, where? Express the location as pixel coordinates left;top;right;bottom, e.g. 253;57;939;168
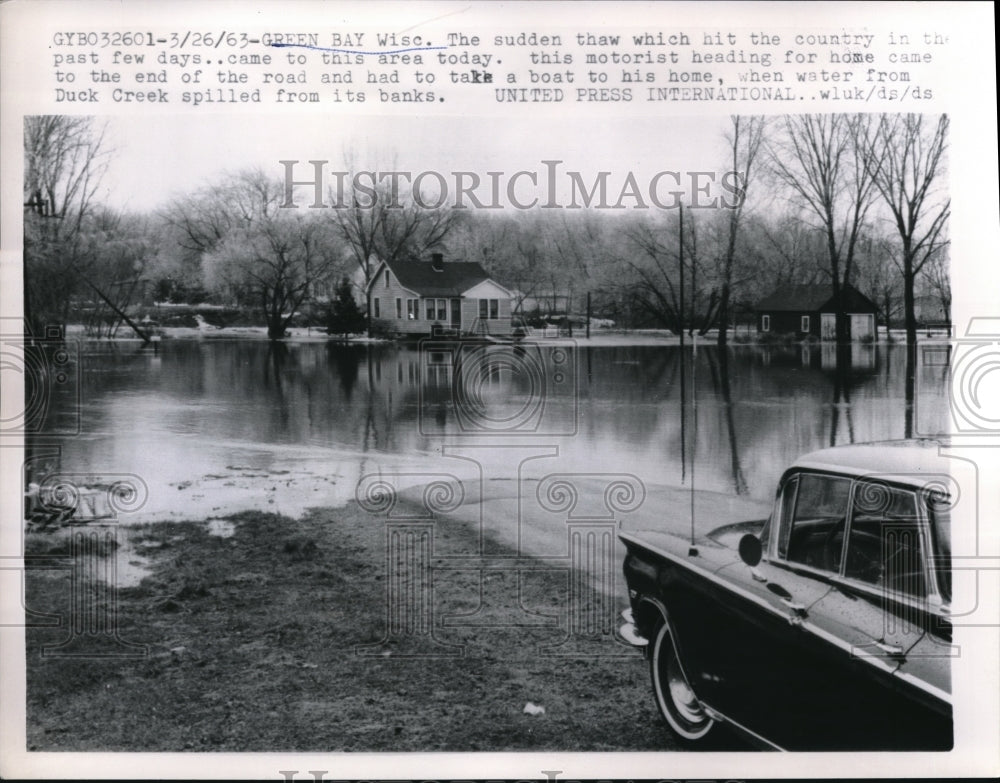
930;507;951;603
777;473;851;573
775;476;798;559
845;482;926;597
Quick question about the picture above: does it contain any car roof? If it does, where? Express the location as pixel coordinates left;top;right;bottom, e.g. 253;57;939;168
788;440;952;490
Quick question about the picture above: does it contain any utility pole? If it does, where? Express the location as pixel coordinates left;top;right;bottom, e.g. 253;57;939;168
679;204;685;349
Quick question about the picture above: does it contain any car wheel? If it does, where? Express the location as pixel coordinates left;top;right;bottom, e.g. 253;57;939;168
650;619;715;742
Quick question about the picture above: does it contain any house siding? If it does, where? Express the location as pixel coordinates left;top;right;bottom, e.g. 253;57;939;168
461;296;512;336
369;268;426;335
760;311;818;337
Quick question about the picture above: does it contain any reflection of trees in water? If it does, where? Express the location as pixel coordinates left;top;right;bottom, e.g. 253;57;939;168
828;345;856;447
904;345;915;440
327;343;362;401
264;341;289;429
704;348;748;496
582;346;676;402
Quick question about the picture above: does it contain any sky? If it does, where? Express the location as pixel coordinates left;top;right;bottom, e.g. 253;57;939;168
96;114;735;213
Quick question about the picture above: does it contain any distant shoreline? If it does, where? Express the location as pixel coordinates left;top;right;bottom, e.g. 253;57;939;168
63;324;942;346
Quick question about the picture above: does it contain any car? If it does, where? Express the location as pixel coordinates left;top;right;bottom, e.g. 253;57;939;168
619;440;953;751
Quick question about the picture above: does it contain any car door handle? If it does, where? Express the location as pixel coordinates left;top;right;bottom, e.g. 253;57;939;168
780;598;807;614
871;639;905;658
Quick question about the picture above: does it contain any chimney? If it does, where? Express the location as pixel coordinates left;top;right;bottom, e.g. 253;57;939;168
431;252;444;272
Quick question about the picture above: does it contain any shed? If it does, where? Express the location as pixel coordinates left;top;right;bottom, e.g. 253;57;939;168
754;284;878;340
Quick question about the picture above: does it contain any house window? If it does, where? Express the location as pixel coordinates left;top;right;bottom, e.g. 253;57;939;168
396;298;402;319
479;298;500;320
373;298;380;318
436;299;447;321
407;299;418;320
426;299;435;320
801;315;810;333
384;269;390;288
762;314;770;332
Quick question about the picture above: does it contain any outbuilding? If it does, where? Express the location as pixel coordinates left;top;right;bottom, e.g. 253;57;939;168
754;284;878;340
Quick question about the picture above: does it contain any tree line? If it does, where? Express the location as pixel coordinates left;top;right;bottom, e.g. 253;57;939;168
23;113;949;345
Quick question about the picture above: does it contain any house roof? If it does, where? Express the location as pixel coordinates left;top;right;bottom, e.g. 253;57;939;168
755;283;875;313
371;258;496;297
755;284;835;311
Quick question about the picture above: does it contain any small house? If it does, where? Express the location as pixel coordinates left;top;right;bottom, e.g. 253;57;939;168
366;253;514;337
754;284;878;341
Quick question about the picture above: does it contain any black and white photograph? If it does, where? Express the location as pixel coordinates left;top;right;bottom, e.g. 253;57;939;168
1;2;998;780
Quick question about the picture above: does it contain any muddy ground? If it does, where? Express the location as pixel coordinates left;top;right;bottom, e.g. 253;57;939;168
24;502;741;752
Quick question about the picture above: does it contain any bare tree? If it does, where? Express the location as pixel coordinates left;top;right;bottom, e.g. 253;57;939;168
623;209;728;334
80;209;160;338
922;245;951;326
852;231;899;331
859;114;950;345
768;114;878;343
200;171;344;339
753;214;828;288
23;116;109;337
162;181;239;256
624;215;684;332
718;115;767;346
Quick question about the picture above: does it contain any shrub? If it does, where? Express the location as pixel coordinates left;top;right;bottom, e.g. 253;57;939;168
368;318;396;339
325;277;367;338
757;331;796;346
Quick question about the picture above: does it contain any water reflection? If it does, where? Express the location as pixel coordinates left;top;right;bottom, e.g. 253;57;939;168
36;340;950;510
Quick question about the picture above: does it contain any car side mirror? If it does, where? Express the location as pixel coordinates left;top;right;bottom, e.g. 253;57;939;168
738;533;762;567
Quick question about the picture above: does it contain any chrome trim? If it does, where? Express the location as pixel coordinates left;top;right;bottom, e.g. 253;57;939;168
893;668;951;705
619;621;648;647
829;573;952;627
871;639;905;657
619;609;648;646
702;707;785;751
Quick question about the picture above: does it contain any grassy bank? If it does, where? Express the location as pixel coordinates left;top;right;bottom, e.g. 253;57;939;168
24;503;696;752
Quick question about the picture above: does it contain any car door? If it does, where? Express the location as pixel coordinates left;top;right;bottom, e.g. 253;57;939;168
810;479;953;749
673;472;849;745
892;500;953;748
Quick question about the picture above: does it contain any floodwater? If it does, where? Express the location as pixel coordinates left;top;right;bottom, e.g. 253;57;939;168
30;338;951;531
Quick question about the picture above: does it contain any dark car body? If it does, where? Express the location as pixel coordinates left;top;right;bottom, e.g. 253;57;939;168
620;441;953;751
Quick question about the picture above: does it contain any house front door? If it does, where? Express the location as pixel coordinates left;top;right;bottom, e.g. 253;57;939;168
451;299;461;330
821;313;837;341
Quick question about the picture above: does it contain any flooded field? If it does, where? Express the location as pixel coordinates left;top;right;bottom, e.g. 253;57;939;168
29;338;951;528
